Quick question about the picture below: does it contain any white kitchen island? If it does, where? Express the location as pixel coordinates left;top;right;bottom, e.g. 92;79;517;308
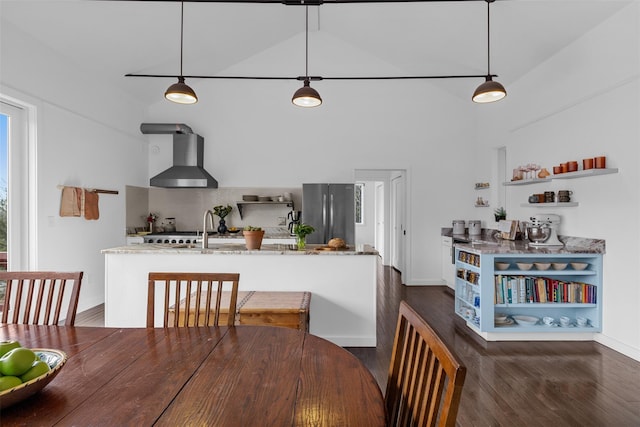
102;243;379;347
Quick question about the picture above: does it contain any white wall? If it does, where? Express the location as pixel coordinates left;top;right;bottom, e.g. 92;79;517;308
476;4;640;360
0;22;149;312
4;3;637;362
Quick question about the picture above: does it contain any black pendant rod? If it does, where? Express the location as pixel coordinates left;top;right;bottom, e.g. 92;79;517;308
485;0;491;75
125;73;497;80
179;1;185;76
304;5;309;78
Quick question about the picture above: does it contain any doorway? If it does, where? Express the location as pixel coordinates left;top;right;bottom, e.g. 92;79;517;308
354;169;407;280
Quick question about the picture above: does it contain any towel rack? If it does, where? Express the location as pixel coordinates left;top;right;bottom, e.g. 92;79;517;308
57;185;119;195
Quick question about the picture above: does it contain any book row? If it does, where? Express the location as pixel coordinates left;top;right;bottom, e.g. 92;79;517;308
494;275;597;304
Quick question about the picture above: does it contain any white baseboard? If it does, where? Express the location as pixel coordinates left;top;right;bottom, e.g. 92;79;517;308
595;333;640;362
404;278;447;286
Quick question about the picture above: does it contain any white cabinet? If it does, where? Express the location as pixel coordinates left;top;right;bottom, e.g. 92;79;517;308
441;236;455;289
126;236;144;245
454;247;603;340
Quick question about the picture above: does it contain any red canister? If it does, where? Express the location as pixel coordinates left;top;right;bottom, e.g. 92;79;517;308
583;158;594;170
568;161;578;172
595;156;606;169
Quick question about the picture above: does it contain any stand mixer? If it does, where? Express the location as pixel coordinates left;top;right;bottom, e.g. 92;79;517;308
527;214;564;247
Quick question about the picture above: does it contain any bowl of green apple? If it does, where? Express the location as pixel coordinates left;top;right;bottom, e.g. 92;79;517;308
0;341;68;409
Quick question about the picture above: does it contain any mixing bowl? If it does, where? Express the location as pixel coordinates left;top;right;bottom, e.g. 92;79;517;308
527;226;550;243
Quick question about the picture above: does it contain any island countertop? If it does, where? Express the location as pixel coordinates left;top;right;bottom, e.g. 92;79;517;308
102;243;378;255
103;242;379;346
443;229;605;255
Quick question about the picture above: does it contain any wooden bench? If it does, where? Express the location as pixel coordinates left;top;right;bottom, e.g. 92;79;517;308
169;291;311;331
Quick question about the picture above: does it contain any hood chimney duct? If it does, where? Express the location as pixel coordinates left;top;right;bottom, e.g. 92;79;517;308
141;123;218;188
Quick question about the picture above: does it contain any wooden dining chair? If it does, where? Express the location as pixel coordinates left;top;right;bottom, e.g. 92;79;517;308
147;272;240;328
385;301;466;427
0;271;83;326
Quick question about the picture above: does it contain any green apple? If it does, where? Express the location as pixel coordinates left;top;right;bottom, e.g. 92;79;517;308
0;347;36;376
0;375;22;391
20;360;50;383
0;340;21;358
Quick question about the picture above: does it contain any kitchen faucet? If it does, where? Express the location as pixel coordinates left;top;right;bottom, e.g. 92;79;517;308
202;209;215;249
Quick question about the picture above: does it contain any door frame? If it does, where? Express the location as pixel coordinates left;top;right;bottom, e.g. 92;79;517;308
354;169;408;281
390;173;406;276
1;94;37;270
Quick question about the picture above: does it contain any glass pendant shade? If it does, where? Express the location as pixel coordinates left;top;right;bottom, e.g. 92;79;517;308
165;77;198;104
292;79;322;107
472;75;506;103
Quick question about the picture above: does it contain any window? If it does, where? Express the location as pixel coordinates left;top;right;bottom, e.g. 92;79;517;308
355;183;364;225
1;98;30;271
0;114;6;259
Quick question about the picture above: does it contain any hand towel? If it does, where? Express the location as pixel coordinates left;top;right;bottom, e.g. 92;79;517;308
59;186;81;217
84;189;99;220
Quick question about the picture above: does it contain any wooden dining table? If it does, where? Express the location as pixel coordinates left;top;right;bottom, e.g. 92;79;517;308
0;324;386;426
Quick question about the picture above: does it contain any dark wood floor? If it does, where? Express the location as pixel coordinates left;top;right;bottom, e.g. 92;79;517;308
345;263;640;427
76;264;640;426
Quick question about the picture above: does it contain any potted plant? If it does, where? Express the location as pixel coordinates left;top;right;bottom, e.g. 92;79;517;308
243;226;264;250
494;207;507;222
213;205;233;234
293;223;315;250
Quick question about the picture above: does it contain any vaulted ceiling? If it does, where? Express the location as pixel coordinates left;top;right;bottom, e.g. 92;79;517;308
0;0;631;103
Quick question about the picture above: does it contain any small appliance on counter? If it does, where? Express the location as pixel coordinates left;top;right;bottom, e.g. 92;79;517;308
527;214;564;247
452;220;465;235
287;210;301;236
468;220;482;236
162;217;176;232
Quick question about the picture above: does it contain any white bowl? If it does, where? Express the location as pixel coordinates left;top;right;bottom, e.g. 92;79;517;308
494;313;508;323
534;262;551;270
570;262;589;270
495;262;510;271
513;315;540;326
551;263;568;270
516;262;533;271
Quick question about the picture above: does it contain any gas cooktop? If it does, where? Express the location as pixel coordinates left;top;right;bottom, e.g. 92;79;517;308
144;231;205;244
146;231;205;236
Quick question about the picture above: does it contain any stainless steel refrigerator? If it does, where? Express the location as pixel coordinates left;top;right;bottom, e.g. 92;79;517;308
302;183;355;244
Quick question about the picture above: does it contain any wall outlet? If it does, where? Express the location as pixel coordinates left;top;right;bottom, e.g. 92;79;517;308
278;216;286;226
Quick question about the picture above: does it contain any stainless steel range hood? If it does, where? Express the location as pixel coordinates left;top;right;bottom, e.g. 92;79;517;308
141;123;218;188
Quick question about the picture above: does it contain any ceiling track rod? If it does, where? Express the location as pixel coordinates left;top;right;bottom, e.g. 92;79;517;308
99;0;489;5
125;73;497;80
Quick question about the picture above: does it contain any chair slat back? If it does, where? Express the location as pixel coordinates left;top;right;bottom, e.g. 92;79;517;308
147;272;240;328
0;272;83;326
385;301;466;427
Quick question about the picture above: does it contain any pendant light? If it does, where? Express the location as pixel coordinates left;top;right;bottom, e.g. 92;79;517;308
165;1;197;104
472;0;506;104
292;6;322;108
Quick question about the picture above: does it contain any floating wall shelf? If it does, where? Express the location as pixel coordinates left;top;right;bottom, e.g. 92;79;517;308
520;202;579;208
236;201;294;219
503;168;618;186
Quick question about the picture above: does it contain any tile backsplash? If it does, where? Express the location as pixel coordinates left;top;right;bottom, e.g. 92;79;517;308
126;186;301;234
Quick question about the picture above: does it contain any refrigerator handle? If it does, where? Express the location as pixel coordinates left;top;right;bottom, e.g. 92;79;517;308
322;194;328;240
329;193;334;239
